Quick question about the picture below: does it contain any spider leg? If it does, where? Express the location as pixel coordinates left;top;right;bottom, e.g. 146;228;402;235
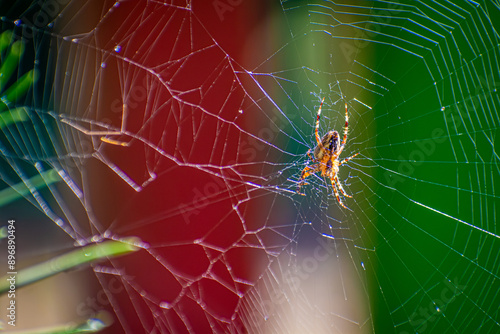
335;175;352;198
330;176;348;209
336;153;359;199
297;164;320;195
306;149;314;161
315;98;326;148
339;152;359;166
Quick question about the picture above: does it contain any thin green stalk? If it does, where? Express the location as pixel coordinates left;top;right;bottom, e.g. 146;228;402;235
0;40;24;91
0;106;29;128
2;311;112;334
0;30;13;54
3;69;39;103
0;239;140;294
0;168;60;207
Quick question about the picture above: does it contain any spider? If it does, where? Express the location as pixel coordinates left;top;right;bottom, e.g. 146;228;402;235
297;98;359;209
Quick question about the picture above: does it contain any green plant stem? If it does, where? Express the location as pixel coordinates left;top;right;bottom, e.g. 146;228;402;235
0;40;24;91
0;106;29;127
0;30;13;54
0;239;140;294
2;311;112;333
3;69;39;103
0;168;60;207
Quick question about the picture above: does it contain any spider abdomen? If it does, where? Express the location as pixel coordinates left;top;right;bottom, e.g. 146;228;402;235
313;130;339;160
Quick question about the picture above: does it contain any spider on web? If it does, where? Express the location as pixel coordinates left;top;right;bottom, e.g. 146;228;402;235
297;98;359;209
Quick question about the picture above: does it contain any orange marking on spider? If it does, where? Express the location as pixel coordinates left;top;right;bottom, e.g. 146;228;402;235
297;100;358;209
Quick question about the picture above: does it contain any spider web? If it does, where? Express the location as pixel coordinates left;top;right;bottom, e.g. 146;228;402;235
0;0;499;333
